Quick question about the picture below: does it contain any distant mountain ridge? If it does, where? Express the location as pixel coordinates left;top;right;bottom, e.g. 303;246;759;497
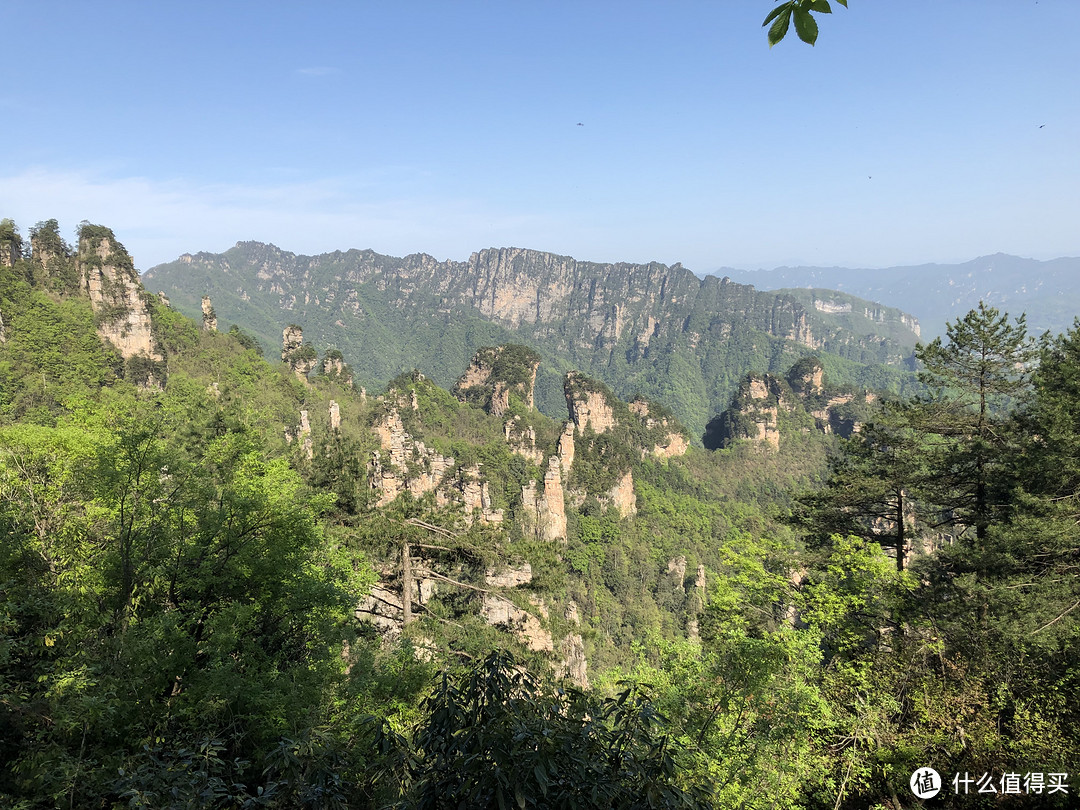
717;253;1080;338
145;242;921;436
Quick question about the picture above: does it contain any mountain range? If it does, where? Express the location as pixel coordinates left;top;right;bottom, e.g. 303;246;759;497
144;242;921;437
718;253;1080;338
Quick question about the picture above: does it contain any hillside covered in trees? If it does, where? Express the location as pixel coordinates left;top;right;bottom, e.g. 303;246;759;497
143;241;922;438
1;219;1078;808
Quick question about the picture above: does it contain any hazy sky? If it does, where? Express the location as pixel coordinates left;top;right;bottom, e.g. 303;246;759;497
3;1;1078;274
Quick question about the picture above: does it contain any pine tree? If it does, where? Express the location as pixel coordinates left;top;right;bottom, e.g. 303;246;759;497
909;302;1036;542
794;409;927;571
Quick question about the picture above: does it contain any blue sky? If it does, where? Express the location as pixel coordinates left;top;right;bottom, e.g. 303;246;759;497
3;1;1078;274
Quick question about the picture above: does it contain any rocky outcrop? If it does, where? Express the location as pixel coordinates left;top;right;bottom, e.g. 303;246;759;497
282;324;317;378
356;583;407;635
0;220;20;268
285;410;314;458
556;634;588;688
503;417;544;465
76;228;164;374
667;555;687;590
368;406;456;507
557;422;576;475
786;358;824;396
811;394;855;435
369;401;505;520
706;358;881;449
329;400;341;431
357;563;440;637
145;241;920;438
454;345;541;415
705;374;784;451
321;350;353;386
485;562;533;589
481;595;553;652
628;397;689;459
201;296;217;331
602;469;637;517
458;464;504;525
564;372;617;435
522;456;567;542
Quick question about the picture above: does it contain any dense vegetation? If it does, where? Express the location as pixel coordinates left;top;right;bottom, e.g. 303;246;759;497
2;221;1077;807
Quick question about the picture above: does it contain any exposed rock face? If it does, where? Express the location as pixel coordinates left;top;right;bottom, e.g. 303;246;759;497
329;400;341;431
603;470;637;517
0;225;20;268
706;358;881;450
282;324;316;378
695;564;706;590
522;456;568;542
707;374;784;451
321;351;353;386
369;402;506;516
356;583;406;635
667;555;687;590
285;410;314;459
504;417;544;465
30;228;67;286
282;324;302;355
557;422;576;475
201;295;217;331
628;397;689;459
146;242;920;437
481;595;553;652
77;229;163;370
811;394;856;435
454;345;541;415
565;372;617;435
787;359;824;396
323;354;345;375
459;464;504;524
369;406;453;507
557;634;589;688
157;291;171;307
357;563;440;637
485;562;533;589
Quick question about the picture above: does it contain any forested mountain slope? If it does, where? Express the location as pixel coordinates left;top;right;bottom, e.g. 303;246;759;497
144;241;920;437
3;218;1078;808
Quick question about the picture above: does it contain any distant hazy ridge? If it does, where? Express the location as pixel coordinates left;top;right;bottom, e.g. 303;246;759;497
719;253;1080;338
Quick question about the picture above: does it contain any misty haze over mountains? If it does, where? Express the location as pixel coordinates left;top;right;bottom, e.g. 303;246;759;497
715;253;1080;339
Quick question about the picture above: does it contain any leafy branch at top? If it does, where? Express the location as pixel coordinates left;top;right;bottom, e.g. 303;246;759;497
764;0;848;47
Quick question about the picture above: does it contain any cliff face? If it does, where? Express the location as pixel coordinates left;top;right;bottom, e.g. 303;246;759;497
145;242;919;435
565;371;618;435
77;229;163;371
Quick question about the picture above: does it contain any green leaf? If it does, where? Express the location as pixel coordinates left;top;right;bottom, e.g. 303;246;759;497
835;0;847;6
762;3;790;26
809;0;832;12
534;764;549;793
793;7;819;45
767;7;792;46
